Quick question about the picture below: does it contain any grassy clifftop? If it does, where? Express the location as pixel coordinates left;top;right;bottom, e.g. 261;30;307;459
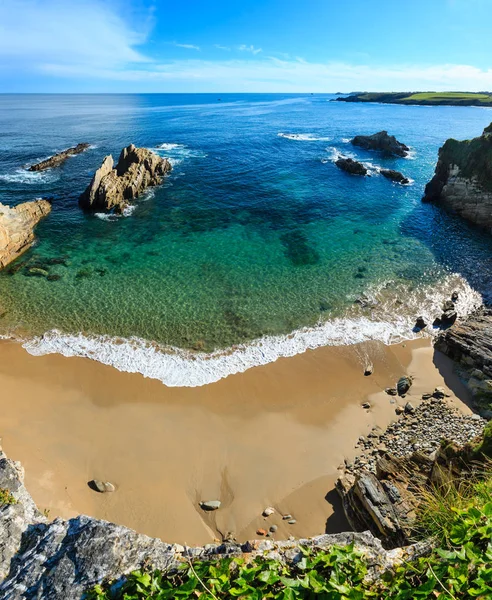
337;91;492;106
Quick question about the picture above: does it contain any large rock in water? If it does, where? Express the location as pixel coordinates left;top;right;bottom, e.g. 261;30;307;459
380;169;410;184
79;144;172;213
351;131;409;157
0;200;51;269
335;157;368;175
28;143;90;171
0;444;430;600
422;124;492;232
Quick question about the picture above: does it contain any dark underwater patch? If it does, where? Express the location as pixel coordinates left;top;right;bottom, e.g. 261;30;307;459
280;229;320;266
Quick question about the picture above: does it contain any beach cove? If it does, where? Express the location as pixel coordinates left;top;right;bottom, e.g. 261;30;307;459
0;335;472;546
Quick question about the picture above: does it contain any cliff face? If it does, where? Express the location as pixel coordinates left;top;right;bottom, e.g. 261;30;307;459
0;200;51;269
423;124;492;231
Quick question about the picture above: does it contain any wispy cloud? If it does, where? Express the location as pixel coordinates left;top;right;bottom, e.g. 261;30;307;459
238;44;263;55
173;42;201;51
0;0;149;68
214;44;231;51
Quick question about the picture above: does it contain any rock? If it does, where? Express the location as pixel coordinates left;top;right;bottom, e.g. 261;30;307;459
433;387;450;399
27;267;49;277
443;300;455;311
282;514;292;520
89;480;116;493
47;273;62;282
199;500;221;511
451;291;459;302
335;157;368;176
256;528;267;536
397;376;412;396
422;123;492;231
269;525;278;533
262;507;275;517
351;131;409;157
385;387;398;396
288;519;297;525
362;402;371;409
404;402;416;415
80;144;172;213
415;316;427;330
380;169;410;185
364;364;373;376
395;406;405;415
0;200;52;270
28;143;90;171
421;393;433;400
441;309;457;326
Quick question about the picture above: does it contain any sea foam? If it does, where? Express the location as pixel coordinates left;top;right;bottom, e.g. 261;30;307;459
278;133;332;141
21;274;482;388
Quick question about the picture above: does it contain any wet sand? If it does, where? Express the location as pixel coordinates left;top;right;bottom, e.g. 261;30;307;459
0;336;471;545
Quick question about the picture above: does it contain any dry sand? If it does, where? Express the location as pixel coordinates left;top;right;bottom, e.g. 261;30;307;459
0;336;471;545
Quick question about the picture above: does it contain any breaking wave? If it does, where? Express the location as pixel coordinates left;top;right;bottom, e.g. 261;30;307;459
278;133;333;141
20;274;482;388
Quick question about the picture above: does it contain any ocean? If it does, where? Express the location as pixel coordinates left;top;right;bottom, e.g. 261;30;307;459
0;93;491;385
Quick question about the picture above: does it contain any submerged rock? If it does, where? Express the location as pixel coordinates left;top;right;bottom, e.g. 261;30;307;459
28;143;90;171
422;123;492;231
335;157;368;176
351;131;409;157
0;200;51;270
80;144;172;213
380;169;410;184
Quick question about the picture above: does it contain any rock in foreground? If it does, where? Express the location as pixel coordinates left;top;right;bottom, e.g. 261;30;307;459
380;169;410;184
0;200;51;269
79;144;172;213
28;143;90;171
335;157;368;176
422;123;492;231
351;131;409;157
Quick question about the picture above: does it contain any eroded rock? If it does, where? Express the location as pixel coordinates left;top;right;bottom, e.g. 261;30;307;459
380;169;410;184
351;131;409;157
80;144;172;213
335;157;368;176
28;143;90;171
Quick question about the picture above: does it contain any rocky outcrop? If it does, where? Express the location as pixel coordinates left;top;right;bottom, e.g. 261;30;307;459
0;200;51;269
380;169;409;184
435;307;492;416
79;144;172;213
28;144;90;171
335;157;368;176
351;131;409;157
337;399;486;547
422;124;492;232
0;444;430;600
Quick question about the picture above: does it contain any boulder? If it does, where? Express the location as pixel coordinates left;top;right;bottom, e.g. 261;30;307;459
380;169;410;184
351;131;409;157
422;123;492;232
28;143;90;171
0;200;51;269
335;157;368;176
80;144;172;213
397;376;412;396
415;316;427;330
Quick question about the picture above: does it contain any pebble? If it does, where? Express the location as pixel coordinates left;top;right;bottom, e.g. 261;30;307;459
288;519;297;525
90;480;115;493
199;500;221;511
362;402;371;409
364;364;373;376
404;402;416;414
269;525;278;533
385;387;398;396
282;514;292;520
256;528;267;536
262;507;275;517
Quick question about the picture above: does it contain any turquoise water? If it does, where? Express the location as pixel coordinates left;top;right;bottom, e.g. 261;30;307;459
0;94;491;384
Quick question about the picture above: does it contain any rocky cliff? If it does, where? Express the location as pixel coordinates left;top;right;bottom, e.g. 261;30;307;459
0;445;430;600
422;124;492;231
79;145;172;213
0;200;51;269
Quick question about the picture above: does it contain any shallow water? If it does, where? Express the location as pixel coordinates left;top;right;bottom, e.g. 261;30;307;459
0;94;491;385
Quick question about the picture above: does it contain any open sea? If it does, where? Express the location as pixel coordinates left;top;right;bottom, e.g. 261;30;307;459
0;93;491;386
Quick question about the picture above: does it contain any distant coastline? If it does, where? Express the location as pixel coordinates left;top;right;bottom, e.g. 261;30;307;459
336;91;492;107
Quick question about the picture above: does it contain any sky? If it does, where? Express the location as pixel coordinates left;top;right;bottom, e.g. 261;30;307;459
1;0;492;93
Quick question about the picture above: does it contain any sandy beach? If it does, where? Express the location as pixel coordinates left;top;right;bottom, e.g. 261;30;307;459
0;336;472;546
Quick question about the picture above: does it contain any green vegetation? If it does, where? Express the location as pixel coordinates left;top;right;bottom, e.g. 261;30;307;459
89;466;492;600
0;487;17;506
338;91;492;106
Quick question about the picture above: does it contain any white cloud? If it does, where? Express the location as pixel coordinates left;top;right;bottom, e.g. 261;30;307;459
215;44;231;51
173;42;201;51
238;45;263;55
0;0;149;68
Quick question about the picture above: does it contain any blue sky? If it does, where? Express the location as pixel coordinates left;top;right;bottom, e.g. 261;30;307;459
1;0;491;93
